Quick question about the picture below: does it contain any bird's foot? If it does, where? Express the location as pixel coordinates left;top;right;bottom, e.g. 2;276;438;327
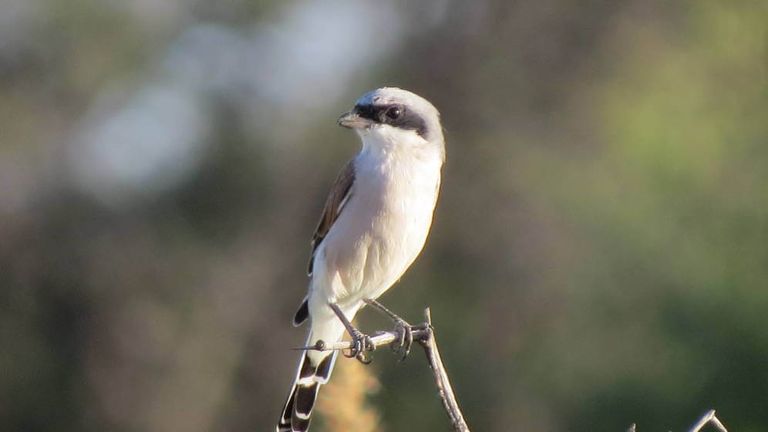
391;318;414;361
328;301;375;364
344;328;374;364
363;298;414;361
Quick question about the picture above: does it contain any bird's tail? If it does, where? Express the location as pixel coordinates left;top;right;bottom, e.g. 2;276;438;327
277;336;338;432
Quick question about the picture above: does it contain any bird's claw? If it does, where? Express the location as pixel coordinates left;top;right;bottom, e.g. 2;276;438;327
391;319;414;361
344;330;374;364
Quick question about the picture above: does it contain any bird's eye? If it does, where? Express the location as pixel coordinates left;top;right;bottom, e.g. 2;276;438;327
385;106;402;120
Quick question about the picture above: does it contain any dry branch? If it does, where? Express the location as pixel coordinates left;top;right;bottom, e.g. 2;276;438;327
689;409;728;432
627;409;728;432
305;307;471;432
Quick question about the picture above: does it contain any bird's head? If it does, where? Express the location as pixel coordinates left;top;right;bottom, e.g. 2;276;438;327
338;87;444;158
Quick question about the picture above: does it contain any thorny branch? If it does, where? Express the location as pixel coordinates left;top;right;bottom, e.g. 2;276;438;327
303;307;471;432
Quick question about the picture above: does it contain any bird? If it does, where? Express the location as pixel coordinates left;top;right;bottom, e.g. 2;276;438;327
276;87;445;432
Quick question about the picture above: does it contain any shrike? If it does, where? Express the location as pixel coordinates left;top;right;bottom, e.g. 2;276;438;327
277;87;445;432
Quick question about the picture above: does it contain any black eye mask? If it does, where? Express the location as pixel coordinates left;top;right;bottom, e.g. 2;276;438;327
354;103;428;137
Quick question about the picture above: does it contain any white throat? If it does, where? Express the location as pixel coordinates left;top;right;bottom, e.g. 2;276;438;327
357;125;444;164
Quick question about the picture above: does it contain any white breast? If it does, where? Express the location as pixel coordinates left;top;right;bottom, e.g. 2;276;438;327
312;126;443;307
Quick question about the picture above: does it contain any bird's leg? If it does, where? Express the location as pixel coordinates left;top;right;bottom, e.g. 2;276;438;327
363;298;414;361
328;302;374;364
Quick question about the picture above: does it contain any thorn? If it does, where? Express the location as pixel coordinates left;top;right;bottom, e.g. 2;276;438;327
291;340;327;351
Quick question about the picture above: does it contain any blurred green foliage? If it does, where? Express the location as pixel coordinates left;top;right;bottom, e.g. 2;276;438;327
1;0;766;431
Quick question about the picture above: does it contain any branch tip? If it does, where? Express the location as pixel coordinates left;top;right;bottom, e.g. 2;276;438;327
689;409;728;432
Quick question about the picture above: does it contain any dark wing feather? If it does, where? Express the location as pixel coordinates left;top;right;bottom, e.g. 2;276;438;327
307;159;356;276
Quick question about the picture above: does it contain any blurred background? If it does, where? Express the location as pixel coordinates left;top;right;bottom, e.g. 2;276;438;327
1;0;766;431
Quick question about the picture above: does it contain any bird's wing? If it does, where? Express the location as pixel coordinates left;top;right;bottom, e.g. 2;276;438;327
294;158;355;327
307;158;356;276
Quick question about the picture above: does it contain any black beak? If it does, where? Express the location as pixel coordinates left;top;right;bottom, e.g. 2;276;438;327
337;111;373;129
